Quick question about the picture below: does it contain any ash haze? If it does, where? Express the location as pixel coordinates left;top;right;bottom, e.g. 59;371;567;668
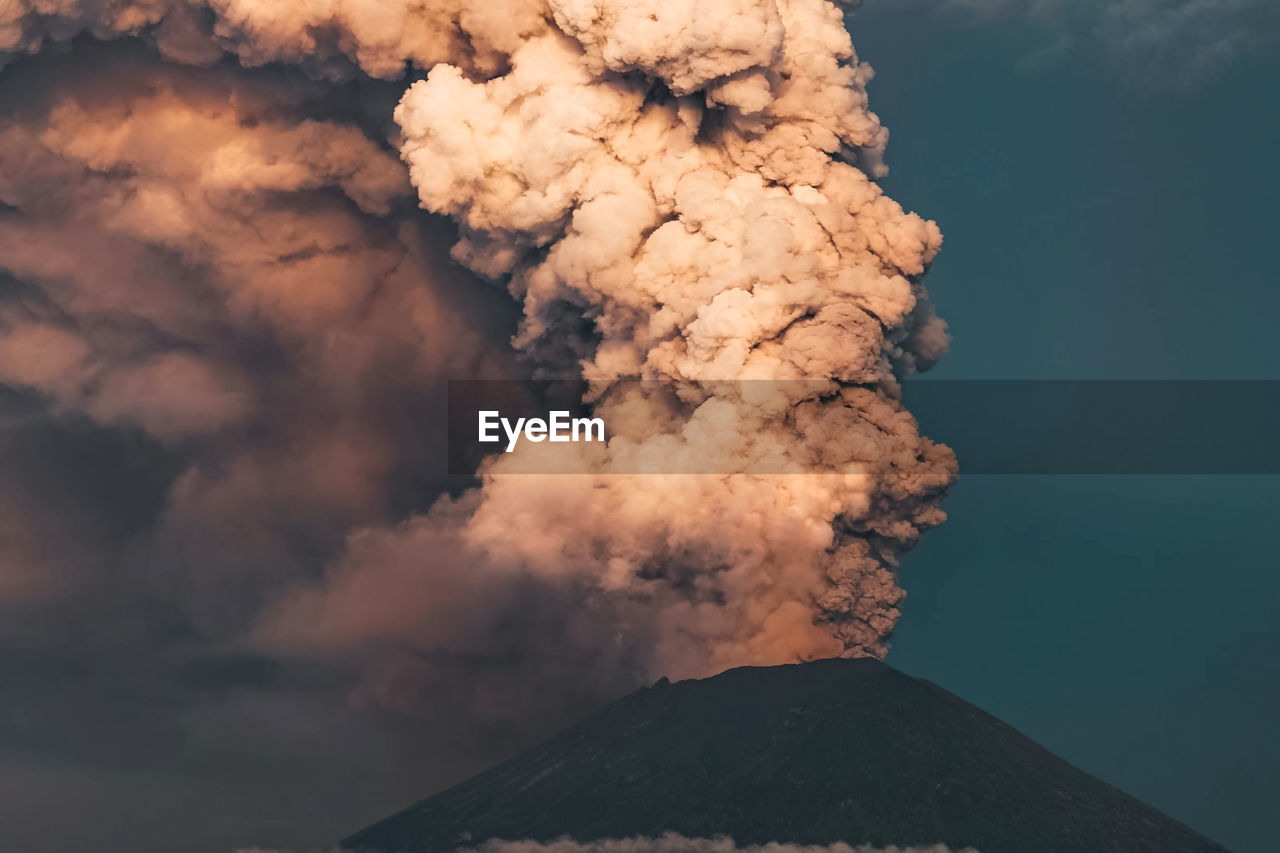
0;1;1275;853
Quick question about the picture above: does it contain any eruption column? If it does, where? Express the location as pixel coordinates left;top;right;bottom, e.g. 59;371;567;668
392;0;957;675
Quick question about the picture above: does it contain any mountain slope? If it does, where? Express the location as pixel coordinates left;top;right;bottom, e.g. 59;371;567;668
343;658;1229;853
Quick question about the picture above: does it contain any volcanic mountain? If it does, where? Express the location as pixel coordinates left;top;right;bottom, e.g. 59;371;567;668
342;658;1229;853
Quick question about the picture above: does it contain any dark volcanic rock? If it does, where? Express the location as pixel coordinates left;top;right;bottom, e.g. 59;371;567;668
343;658;1229;853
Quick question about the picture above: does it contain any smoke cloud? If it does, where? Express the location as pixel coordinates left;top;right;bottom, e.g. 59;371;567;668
0;1;952;846
0;43;521;629
270;0;955;682
1;0;953;700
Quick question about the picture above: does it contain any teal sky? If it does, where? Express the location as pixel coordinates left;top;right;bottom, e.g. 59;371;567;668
849;4;1280;851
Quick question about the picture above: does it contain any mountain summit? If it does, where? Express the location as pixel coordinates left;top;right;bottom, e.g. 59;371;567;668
342;658;1228;853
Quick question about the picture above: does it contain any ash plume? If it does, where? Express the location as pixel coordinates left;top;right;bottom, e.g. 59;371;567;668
366;0;957;676
0;0;953;729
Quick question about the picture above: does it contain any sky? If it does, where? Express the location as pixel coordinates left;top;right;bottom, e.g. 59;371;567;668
845;3;1280;852
0;2;1277;853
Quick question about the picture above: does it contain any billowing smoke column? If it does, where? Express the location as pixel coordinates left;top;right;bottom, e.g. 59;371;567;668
0;0;953;708
386;0;956;673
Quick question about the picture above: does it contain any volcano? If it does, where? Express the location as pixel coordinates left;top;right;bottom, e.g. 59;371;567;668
342;658;1228;853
